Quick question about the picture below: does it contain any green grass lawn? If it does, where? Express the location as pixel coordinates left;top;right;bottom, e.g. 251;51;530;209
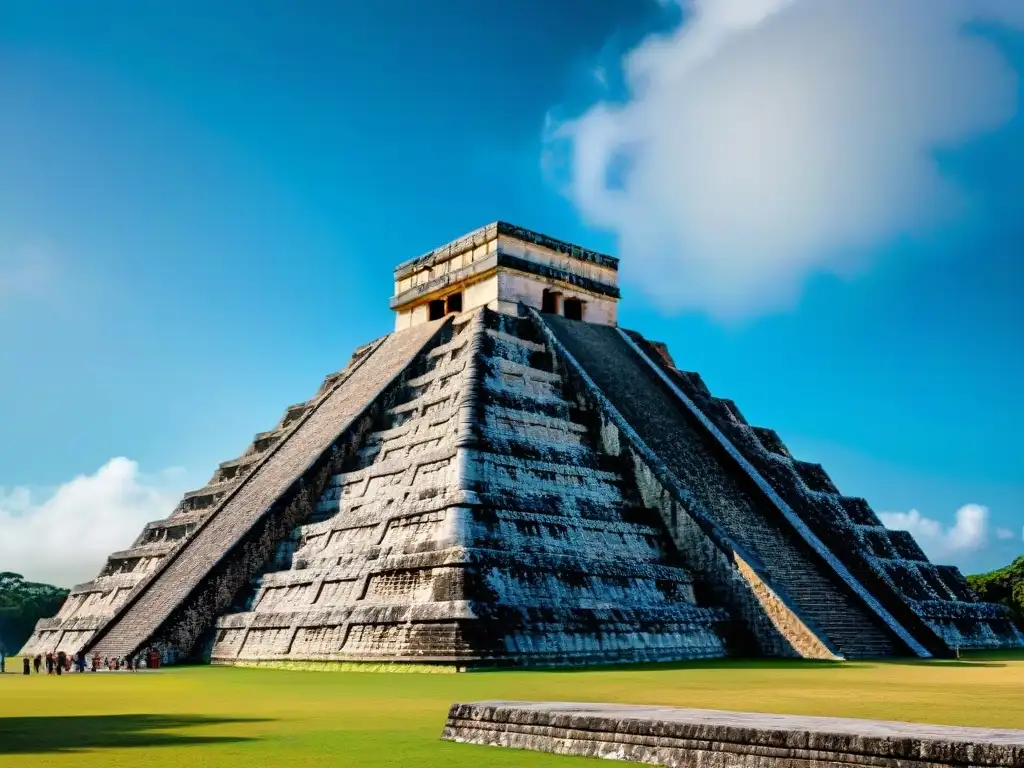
3;653;1023;767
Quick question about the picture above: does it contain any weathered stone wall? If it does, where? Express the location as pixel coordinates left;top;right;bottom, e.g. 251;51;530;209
529;309;849;660
212;315;475;662
392;223;620;330
536;312;915;659
623;331;1024;653
442;701;1024;768
210;307;730;668
20;342;384;658
84;320;447;660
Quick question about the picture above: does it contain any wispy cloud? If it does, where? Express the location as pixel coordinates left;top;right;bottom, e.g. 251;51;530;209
0;458;188;587
880;505;1024;573
546;0;1024;319
996;526;1020;541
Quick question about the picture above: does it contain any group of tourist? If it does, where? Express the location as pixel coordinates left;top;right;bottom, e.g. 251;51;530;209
17;649;163;675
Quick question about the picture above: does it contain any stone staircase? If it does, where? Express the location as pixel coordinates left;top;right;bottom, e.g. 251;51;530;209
86;320;445;661
540;314;904;659
209;308;731;668
625;331;1024;654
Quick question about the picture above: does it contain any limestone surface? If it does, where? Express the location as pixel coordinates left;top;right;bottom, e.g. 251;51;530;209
210;309;729;667
442;701;1024;767
22;222;1022;665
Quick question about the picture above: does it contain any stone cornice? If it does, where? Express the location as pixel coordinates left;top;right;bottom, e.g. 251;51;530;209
393;221;618;280
390;251;620;310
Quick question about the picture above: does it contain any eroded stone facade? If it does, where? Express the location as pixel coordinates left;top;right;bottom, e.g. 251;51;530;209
24;222;1021;664
619;330;1024;653
442;701;1024;767
210;310;728;666
391;222;619;331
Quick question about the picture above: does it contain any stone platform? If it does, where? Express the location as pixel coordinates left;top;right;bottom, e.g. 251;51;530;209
441;701;1024;767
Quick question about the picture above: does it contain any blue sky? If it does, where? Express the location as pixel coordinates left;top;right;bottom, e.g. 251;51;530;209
0;0;1021;585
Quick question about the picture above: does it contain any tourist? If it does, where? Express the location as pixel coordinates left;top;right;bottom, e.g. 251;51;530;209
23;656;30;675
33;655;41;674
92;653;99;672
45;652;53;674
0;653;5;674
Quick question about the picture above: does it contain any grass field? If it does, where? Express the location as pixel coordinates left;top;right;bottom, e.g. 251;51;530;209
3;653;1024;767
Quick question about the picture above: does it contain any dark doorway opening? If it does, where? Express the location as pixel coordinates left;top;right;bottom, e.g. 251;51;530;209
541;289;560;314
446;292;463;314
563;298;584;321
428;299;446;321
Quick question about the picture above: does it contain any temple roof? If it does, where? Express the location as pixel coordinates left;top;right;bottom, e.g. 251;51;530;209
393;221;619;279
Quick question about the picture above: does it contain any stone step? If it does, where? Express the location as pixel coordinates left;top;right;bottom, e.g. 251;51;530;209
442;702;1024;768
541;315;904;660
87;321;446;660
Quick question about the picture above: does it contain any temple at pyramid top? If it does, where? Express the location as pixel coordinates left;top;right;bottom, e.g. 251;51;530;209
23;221;1022;669
391;221;620;330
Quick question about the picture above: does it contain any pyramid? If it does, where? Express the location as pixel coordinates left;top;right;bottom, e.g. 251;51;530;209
23;222;1022;667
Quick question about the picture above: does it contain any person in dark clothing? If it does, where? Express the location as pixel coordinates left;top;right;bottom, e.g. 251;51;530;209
33;655;41;674
45;653;53;674
23;656;30;675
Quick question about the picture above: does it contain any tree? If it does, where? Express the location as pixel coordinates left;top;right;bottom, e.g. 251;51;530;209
0;572;69;655
967;556;1024;628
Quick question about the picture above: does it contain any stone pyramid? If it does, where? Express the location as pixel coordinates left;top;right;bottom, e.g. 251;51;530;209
24;222;1022;667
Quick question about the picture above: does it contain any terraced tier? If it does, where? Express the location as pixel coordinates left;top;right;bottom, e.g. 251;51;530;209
538;314;915;660
210;308;730;668
84;319;446;661
624;331;1024;654
20;339;390;658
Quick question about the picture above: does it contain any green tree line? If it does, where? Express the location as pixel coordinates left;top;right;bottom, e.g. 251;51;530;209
967;556;1024;626
0;572;68;656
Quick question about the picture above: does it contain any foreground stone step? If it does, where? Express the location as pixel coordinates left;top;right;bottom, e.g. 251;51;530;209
442;701;1024;768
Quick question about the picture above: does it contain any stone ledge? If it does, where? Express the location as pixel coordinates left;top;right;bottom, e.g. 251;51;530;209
441;701;1024;767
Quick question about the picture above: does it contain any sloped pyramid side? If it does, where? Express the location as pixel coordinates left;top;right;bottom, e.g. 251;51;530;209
26;320;447;661
621;329;1024;652
210;308;731;667
539;312;1022;656
19;338;385;658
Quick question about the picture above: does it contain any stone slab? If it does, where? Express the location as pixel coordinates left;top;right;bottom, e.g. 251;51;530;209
441;701;1024;767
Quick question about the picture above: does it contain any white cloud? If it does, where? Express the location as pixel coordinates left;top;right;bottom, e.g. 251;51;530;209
547;0;1024;319
0;458;186;588
995;526;1019;540
879;503;991;558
